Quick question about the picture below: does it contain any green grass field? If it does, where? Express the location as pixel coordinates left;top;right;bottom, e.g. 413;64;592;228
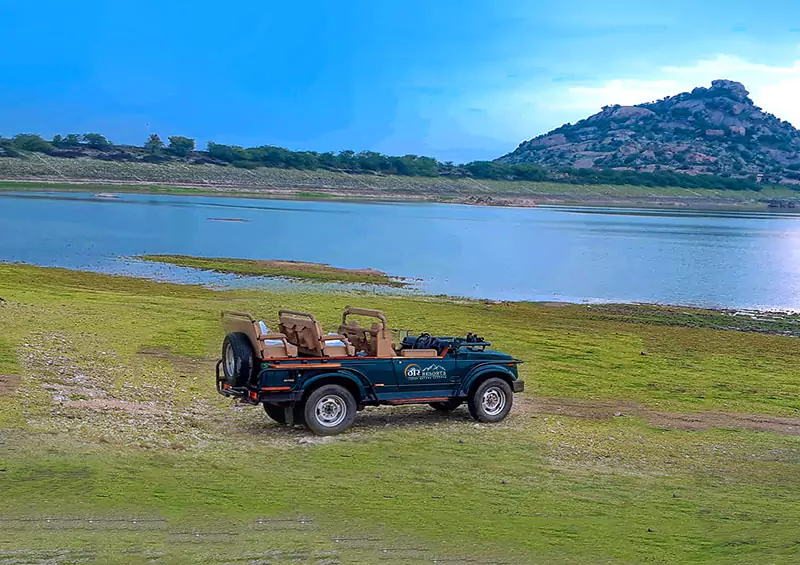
0;263;798;563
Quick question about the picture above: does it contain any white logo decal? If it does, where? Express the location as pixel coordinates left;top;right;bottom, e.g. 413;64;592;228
404;363;447;380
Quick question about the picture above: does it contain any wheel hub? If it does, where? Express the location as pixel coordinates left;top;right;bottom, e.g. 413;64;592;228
315;395;346;427
481;387;506;416
224;343;235;377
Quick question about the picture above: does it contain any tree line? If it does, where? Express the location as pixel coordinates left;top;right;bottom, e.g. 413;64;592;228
0;132;765;191
1;132;197;156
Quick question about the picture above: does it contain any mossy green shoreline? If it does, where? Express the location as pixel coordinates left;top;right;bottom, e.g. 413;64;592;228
137;254;408;287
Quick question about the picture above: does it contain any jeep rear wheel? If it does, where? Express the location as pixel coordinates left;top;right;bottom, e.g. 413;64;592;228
468;378;513;423
303;385;357;436
263;403;305;426
302;386;356;435
222;332;255;387
263;403;287;424
429;398;462;412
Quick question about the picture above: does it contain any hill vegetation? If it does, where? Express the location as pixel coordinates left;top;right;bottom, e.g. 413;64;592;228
0;121;776;193
500;79;800;186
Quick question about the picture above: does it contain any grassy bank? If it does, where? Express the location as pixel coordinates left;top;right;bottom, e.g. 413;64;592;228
3;156;800;209
137;254;408;287
0;263;798;563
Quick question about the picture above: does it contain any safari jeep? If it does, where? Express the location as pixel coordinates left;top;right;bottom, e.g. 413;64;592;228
216;306;524;435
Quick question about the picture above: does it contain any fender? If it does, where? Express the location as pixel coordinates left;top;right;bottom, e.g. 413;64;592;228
457;363;517;396
299;370;372;400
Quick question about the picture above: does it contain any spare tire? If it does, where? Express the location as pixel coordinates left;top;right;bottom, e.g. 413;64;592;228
222;332;255;387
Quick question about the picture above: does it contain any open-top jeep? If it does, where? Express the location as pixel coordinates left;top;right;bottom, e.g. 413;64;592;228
217;306;524;435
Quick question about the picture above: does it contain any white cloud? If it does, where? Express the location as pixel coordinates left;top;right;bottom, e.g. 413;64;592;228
557;54;800;127
461;53;800;157
378;53;800;161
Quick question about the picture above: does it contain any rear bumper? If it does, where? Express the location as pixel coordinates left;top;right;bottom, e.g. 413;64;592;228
512;379;525;393
216;360;301;404
217;384;301;404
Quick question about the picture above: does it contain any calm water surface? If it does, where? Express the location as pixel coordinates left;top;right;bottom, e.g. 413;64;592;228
3;191;800;310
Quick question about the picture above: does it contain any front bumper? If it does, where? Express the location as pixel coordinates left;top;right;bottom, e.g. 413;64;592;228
512;379;525;393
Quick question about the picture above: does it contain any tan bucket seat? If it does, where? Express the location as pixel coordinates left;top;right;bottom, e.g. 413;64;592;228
278;310;355;357
338;306;396;358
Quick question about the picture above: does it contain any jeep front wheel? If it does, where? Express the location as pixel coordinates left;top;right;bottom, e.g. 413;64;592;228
303;385;357;435
468;378;513;423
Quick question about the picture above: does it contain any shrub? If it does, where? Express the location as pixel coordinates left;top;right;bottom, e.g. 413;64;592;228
12;134;51;153
83;133;111;148
168;136;195;157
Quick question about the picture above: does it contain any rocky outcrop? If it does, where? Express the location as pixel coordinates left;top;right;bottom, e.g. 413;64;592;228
498;80;800;183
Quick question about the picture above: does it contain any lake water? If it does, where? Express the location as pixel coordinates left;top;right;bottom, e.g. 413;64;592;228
2;191;800;310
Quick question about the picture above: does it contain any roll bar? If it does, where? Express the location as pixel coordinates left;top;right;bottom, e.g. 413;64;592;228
278;309;317;320
221;310;255;322
342;306;388;329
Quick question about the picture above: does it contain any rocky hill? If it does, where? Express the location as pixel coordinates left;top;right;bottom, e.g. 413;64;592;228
498;80;800;184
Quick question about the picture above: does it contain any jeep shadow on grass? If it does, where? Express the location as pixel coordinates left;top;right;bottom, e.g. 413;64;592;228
217;306;524;435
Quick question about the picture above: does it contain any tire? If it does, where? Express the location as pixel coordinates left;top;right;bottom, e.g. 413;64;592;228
468;378;513;423
222;332;255;387
303;384;357;436
263;403;287;424
429;398;462;412
292;403;307;427
263;403;305;426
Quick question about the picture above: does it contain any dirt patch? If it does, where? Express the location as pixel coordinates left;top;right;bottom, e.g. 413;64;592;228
264;259;384;276
0;373;20;396
537;301;575;308
136;346;212;376
645;410;800;435
519;396;800;436
61;398;166;415
17;334;216;447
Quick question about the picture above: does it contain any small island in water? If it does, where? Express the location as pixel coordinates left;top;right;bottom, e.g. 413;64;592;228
137;254;409;287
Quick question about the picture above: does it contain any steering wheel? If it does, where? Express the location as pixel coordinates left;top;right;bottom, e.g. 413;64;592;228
415;332;433;349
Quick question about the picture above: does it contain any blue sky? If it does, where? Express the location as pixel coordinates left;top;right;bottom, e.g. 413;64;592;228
1;0;800;163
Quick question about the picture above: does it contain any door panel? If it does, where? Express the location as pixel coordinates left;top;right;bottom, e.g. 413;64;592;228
393;354;459;394
341;359;398;393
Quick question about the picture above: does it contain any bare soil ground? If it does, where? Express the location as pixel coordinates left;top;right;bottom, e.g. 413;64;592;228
244;258;388;278
0;374;20;396
15;332;800;447
520;396;800;436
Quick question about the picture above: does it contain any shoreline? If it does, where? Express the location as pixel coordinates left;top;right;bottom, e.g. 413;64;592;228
135;254;412;288
2;176;799;212
3;261;799;332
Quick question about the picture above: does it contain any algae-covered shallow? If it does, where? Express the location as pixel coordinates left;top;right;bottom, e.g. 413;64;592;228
137;254;409;287
0;263;798;563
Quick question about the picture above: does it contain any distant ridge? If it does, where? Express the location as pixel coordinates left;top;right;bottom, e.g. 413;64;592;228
498;79;800;184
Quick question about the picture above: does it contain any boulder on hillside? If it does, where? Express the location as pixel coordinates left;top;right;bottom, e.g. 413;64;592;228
497;79;800;181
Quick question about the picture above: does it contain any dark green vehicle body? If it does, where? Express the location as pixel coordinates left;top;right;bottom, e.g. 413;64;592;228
217;337;524;423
